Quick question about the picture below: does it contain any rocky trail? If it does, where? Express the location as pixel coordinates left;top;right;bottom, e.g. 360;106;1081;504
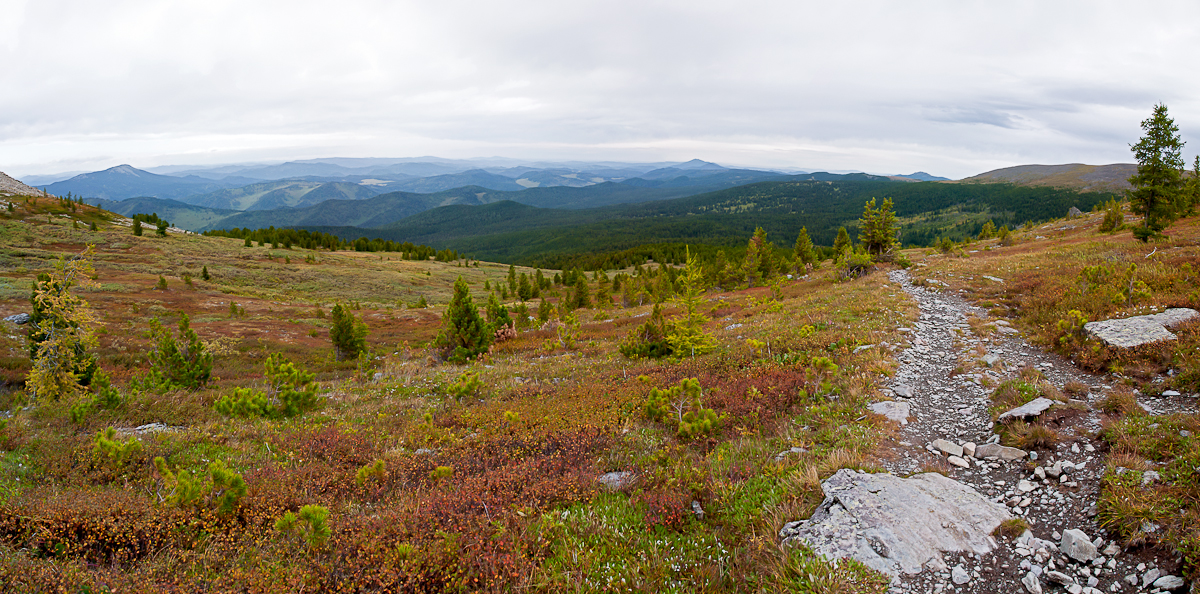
782;270;1196;594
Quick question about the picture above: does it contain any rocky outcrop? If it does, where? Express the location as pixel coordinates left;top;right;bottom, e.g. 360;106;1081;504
0;172;41;197
1084;308;1199;348
779;469;1011;576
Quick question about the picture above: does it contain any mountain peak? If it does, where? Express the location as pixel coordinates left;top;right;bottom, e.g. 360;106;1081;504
675;159;725;171
106;164;144;176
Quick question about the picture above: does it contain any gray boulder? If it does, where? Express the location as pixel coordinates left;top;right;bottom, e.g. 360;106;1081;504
779;469;1011;576
1084;308;1199;348
3;313;31;325
1153;575;1185;590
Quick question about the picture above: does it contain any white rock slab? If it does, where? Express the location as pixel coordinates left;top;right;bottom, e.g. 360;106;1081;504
870;401;911;425
1084;308;1199;348
780;469;1011;576
997;397;1055;422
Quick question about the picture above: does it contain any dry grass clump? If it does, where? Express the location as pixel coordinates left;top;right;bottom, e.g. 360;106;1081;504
1000;420;1061;450
994;517;1031;539
1099;387;1140;416
1062;380;1090;397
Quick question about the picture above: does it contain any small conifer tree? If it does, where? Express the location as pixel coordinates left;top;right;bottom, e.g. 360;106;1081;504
667;249;717;357
132;219;143;236
833;226;852;256
329;303;368;361
436;277;492;363
793;226;817;269
201;266;210;281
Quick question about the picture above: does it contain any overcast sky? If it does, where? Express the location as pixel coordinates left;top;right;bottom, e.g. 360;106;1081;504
3;0;1199;179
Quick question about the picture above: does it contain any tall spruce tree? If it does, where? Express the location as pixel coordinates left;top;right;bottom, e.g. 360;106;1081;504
793;226;817;269
1128;103;1186;241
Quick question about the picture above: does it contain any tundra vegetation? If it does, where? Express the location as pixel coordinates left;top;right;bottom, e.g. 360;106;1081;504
0;132;1198;590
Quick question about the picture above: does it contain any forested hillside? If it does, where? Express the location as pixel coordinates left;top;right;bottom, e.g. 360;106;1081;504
334;180;1111;265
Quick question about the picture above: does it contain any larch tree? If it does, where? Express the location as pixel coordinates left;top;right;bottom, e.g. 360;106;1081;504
26;247;99;402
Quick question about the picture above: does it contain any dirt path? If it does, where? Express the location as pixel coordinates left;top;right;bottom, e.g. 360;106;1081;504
878;269;1191;594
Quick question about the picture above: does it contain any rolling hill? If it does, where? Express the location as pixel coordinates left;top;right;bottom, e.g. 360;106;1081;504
180;181;383;210
45;164;240;201
959;163;1135;192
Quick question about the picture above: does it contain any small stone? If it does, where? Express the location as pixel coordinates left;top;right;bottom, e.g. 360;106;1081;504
1060;529;1098;562
894;384;915;398
1153;575;1185;590
948;455;969;468
1045;570;1074;585
997;397;1055;422
1067;585;1082;594
975;443;1027;461
952;564;970;585
963;442;976;457
932;439;964;458
1102;542;1120;557
1029;451;1038;461
1022;571;1043;594
1018;479;1038;493
1142;470;1161;486
1162;390;1181;397
1142;568;1161;588
1034;467;1046;480
1123;574;1138;586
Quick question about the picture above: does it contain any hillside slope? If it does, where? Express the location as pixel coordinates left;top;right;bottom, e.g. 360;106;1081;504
960;163;1135;192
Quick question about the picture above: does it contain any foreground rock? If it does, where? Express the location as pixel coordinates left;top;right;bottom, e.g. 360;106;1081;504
997;397;1055;422
779;469;1011;576
1084;308;1199;348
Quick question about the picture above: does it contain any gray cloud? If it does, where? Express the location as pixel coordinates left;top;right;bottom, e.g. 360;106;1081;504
2;0;1199;178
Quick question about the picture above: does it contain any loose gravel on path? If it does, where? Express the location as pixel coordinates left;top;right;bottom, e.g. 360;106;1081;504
876;269;1194;594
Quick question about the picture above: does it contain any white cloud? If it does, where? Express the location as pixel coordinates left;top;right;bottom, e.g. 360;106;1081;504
2;0;1199;177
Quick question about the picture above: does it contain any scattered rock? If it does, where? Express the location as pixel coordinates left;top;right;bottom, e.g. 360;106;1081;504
774;447;809;462
597;471;634;490
982;354;1001;366
869;401;911;425
952;564;970;584
2;313;31;325
1162;390;1181;397
780;469;1011;576
893;384;915;398
1045;570;1074;585
948;455;969;468
975;443;1027;461
997;397;1055;422
1061;529;1099;562
1142;568;1161;588
1153;575;1185;590
932;439;964;458
1022;570;1043;593
1084;308;1200;348
962;442;976;458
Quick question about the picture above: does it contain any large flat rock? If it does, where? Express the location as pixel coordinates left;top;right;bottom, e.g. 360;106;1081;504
780;469;1011;576
1084;308;1199;348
